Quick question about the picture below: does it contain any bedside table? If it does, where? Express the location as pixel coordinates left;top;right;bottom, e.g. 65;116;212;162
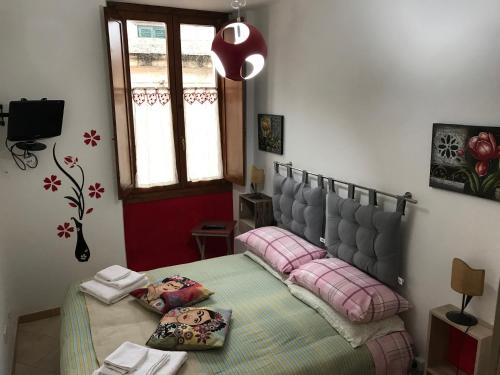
191;221;237;260
238;193;274;234
425;304;493;375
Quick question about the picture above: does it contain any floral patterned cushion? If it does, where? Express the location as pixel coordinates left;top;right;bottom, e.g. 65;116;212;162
130;275;213;314
146;307;232;350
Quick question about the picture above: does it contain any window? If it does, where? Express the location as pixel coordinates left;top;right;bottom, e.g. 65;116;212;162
104;2;245;201
127;20;177;188
180;24;223;183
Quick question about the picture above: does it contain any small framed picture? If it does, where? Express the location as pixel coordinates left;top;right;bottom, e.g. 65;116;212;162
258;114;284;155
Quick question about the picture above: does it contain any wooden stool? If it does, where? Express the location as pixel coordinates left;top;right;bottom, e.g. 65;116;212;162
191;220;237;260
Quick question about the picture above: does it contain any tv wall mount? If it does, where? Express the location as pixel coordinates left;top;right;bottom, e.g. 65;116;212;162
0;104;7;127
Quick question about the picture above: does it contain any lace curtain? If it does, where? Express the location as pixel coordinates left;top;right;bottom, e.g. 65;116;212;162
131;87;223;186
183;87;223;182
132;88;178;188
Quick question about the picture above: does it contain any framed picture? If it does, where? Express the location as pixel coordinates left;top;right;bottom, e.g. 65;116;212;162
429;123;500;202
258;114;284;155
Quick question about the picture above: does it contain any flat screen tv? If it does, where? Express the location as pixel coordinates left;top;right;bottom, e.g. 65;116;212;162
7;99;64;142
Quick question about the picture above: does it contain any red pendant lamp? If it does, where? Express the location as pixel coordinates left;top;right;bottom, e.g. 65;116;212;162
211;0;267;81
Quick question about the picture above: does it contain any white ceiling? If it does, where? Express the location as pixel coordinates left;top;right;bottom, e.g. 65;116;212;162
112;0;276;12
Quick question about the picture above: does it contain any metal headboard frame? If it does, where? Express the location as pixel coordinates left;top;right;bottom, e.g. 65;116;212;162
274;161;418;215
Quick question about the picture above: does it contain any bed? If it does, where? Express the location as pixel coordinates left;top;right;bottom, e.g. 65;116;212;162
62;253;414;375
61;168;415;374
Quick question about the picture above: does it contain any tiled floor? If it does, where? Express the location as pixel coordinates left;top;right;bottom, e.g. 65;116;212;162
14;316;60;375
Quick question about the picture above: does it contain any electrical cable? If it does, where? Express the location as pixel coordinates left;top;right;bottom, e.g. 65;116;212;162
4;138;38;170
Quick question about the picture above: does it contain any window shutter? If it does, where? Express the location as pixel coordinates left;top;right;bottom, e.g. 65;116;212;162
104;9;135;198
221;26;246;186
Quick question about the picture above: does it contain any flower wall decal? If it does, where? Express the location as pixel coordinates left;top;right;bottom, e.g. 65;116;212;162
83;130;101;147
49;143;106;262
44;175;62;191
57;222;74;239
64;156;79;168
44;133;106;261
88;183;105;199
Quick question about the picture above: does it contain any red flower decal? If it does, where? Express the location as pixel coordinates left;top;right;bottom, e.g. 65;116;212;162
86;208;94;215
68;202;77;208
64;156;79;168
467;132;500;177
57;222;74;239
88;183;105;199
43;175;62;192
83;130;101;147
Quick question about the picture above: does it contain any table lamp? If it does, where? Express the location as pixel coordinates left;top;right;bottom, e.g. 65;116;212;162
250;165;265;198
446;258;485;327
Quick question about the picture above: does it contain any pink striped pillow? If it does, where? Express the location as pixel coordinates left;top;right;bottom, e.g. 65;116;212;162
236;227;327;274
288;258;410;323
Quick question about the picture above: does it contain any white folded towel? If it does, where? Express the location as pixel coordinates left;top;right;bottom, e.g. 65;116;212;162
104;341;148;373
97;365;127;375
142;350;170;375
93;342;188;375
80;276;147;305
141;350;187;375
95;271;146;290
96;265;131;282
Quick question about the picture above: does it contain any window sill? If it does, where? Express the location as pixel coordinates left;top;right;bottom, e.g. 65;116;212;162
123;179;233;204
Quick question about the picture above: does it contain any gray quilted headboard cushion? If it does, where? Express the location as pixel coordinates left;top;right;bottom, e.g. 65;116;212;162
272;173;325;247
325;192;402;287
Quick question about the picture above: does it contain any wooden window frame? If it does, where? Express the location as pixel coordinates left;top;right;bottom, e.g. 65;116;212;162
103;2;245;203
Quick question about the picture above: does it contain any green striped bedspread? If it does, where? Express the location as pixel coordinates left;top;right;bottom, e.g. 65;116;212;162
61;254;375;375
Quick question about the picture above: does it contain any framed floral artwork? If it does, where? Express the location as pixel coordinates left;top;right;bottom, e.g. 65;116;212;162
429;123;500;202
258;114;284;155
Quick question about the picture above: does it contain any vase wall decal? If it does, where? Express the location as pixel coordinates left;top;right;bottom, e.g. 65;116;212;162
48;143;104;262
72;217;90;262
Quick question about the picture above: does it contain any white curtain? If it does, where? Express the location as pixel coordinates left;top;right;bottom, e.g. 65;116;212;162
133;99;178;188
184;94;223;182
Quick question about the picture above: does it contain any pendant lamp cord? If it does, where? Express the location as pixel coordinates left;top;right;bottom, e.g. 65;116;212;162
231;0;246;22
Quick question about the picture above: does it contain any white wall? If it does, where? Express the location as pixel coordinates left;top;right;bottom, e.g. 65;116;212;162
233;9;258;224
252;0;500;355
0;0;251;370
0;2;126;368
3;0;498;368
0;228;15;375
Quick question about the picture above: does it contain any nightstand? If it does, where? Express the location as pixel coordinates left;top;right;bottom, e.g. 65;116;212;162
425;304;493;375
238;193;273;234
191;220;237;260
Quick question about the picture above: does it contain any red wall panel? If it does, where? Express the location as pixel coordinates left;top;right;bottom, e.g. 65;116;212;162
123;191;233;271
447;325;477;375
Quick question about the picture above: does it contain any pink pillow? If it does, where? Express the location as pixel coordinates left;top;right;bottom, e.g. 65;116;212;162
236;227;327;274
288;258;410;323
